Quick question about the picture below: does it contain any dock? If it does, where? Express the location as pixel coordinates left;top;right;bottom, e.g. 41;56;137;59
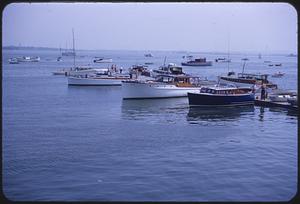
254;99;298;112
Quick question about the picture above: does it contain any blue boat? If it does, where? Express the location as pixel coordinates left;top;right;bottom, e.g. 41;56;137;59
188;86;255;106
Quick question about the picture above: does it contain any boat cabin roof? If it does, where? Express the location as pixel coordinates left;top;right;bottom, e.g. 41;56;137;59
200;86;252;94
238;73;269;79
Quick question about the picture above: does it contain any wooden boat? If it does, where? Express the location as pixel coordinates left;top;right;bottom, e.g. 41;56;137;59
188;86;255;106
219;73;277;89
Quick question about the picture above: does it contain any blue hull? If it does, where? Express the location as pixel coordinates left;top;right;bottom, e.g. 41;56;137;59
188;92;255;106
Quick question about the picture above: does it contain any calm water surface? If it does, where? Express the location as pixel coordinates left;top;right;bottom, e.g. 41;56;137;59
2;49;298;201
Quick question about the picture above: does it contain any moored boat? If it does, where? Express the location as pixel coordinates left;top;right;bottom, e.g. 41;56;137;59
93;57;113;63
188;86;255;106
181;57;212;66
215;58;231;63
8;58;19;64
219;72;278;89
122;74;214;99
151;63;185;77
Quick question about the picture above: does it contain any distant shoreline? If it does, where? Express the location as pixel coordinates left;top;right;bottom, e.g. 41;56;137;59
2;46;296;56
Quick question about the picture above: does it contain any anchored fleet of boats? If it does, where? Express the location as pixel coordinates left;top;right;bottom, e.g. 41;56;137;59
8;39;295;108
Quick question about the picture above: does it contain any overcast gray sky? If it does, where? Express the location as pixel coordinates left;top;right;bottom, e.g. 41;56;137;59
2;2;297;53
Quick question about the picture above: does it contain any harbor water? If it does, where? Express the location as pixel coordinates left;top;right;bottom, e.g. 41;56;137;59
2;49;298;201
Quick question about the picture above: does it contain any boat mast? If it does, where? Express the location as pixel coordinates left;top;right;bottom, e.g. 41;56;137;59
163;56;167;66
227;33;230;72
242;60;246;74
72;28;75;69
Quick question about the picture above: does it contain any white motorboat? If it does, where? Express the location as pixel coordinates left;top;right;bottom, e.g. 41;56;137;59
93;57;113;63
122;74;215;99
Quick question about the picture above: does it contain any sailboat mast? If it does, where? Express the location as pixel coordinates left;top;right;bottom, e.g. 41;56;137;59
227;33;230;73
72;29;75;69
163;56;167;66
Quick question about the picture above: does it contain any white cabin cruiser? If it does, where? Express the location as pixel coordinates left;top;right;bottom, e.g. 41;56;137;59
122;74;216;99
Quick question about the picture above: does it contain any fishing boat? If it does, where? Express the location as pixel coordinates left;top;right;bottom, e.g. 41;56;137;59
8;58;19;64
181;57;212;66
187;86;255;106
93;57;113;63
122;74;215;99
17;56;40;62
151;63;185;77
68;71;130;86
271;72;285;78
219;72;277;89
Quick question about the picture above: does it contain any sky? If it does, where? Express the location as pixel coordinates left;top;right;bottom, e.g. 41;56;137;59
2;2;298;54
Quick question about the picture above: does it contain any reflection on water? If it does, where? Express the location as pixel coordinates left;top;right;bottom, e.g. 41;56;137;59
268;107;298;117
121;98;189;124
187;105;255;124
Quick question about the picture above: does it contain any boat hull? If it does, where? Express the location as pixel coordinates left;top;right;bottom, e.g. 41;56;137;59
68;76;124;86
122;81;200;99
188;92;255;106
